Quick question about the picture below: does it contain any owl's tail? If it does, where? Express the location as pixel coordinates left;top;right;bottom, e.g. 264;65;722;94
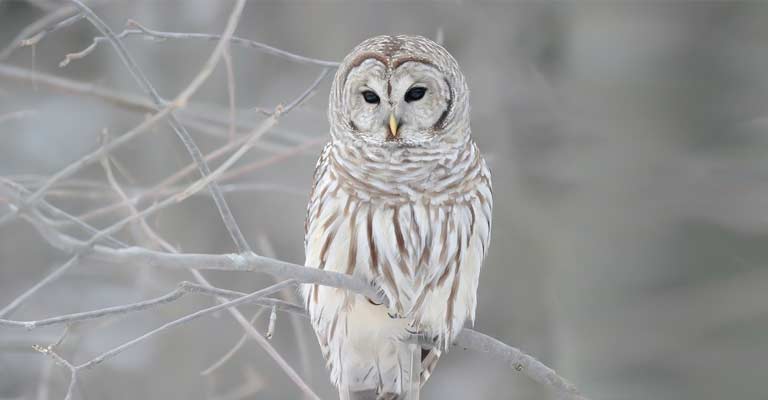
339;342;421;400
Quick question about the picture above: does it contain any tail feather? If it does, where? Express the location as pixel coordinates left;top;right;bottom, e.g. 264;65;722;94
340;343;421;400
340;388;379;400
419;348;442;386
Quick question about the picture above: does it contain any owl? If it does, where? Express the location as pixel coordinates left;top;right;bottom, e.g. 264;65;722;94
303;35;492;400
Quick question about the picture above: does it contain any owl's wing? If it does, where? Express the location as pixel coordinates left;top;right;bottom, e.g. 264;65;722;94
304;142;333;247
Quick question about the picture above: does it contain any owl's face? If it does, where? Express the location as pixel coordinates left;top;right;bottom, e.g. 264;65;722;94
330;35;470;148
344;59;451;145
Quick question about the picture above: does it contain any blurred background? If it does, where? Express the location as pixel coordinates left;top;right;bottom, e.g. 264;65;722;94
2;1;768;399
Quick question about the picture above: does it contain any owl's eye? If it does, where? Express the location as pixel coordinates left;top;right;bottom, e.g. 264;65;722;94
361;90;380;104
404;87;427;102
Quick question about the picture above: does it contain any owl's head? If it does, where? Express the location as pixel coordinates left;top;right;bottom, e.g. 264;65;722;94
329;35;470;147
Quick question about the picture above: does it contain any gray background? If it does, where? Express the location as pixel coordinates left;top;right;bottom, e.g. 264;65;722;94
1;1;768;399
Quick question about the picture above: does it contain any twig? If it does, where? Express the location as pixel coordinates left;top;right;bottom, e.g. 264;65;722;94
7;181;305;202
208;366;265;400
21;13;85;48
59;20;340;69
77;280;296;370
0;62;285;135
0;255;81;318
0;106;176;227
222;46;237;142
0;62;156;113
256;233;314;386
453;330;588;400
32;344;78;400
0;281;203;329
176;114;279;203
0;6;80;60
256;67;330;116
266;305;277;340
100;144;174;250
0;178;126;248
200;310;267;376
72;134;320;225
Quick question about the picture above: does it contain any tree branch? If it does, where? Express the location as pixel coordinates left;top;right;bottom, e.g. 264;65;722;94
59;19;340;69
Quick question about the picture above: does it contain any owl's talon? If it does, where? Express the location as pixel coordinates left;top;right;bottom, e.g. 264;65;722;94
367;298;383;306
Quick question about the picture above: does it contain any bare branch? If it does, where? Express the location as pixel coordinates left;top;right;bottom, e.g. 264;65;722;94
176;114;279;203
0;281;204;329
0;255;81;318
32;344;78;400
0;62;280;133
0;62;156;113
222;46;238;142
200;310;266;376
453;330;588;400
266;305;277;340
77;279;296;370
0;5;80;60
0;106;176;227
60;19;340;69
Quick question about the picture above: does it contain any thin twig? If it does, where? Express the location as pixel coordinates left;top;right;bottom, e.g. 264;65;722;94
0;6;80;60
0;255;81;318
266;305;277;340
0;281;203;329
0;106;176;227
72;134;320;225
0;62;287;134
77;280;296;370
453;330;589;400
59;20;340;68
0;178;126;248
222;46;237;142
32;345;78;400
200;310;267;376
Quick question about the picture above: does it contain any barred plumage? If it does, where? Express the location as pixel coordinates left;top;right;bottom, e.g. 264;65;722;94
303;35;492;400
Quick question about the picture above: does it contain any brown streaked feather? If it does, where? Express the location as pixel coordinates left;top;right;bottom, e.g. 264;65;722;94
391;206;410;277
346;203;360;275
366;207;380;275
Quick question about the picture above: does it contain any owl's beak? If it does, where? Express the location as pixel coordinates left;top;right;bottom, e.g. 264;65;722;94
388;113;399;138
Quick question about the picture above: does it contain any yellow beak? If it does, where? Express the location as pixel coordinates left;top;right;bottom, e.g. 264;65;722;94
388;113;399;138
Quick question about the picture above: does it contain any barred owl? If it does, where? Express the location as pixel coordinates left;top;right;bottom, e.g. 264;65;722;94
303;35;492;400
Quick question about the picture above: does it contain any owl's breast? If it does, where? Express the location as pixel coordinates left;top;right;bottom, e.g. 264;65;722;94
305;141;492;337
